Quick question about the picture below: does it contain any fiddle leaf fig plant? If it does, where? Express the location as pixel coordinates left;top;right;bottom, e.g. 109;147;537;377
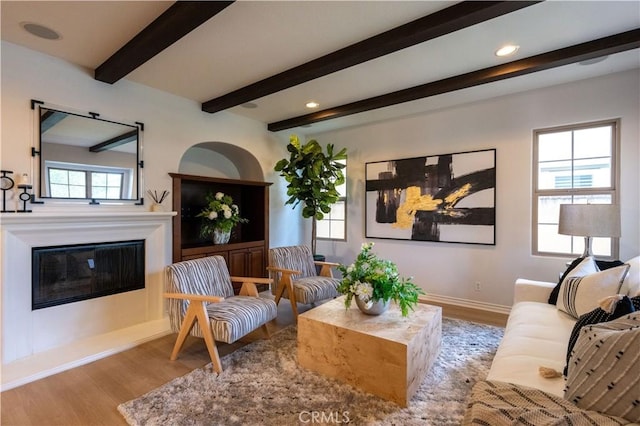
274;134;347;255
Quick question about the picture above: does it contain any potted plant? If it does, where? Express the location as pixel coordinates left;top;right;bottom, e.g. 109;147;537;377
274;134;347;256
196;192;248;244
337;242;424;316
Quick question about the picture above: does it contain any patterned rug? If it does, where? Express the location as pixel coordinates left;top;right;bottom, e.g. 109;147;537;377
118;318;503;425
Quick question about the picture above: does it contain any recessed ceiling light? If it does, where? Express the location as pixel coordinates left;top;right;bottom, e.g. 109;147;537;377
495;44;519;57
21;22;61;40
241;102;257;109
305;101;319;109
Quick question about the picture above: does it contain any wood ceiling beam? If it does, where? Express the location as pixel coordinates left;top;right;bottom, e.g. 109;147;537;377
89;130;138;153
201;1;541;114
40;110;67;133
95;1;234;84
268;29;640;132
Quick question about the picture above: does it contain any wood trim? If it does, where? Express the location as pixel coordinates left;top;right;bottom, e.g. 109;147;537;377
268;29;640;131
95;1;234;84
171;173;182;263
182;240;266;258
201;1;540;113
168;173;272;187
419;298;508;327
163;293;224;303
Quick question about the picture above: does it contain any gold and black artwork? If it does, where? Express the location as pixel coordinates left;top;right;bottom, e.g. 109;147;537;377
365;149;496;245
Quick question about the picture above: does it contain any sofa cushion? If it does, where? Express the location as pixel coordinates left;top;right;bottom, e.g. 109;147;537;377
556;264;629;318
548;256;588;305
487;301;576;396
549;257;630;305
564;296;637;376
564;315;640;423
463;380;630;426
620;256;640;297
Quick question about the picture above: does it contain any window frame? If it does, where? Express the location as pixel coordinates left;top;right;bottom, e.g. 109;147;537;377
45;160;132;200
316;159;347;242
532;119;620;259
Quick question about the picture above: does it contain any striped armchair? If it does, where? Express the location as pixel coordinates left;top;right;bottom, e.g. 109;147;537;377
268;245;340;320
164;256;277;373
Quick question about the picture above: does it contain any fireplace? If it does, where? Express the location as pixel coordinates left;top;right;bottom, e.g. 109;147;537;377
2;211;174;390
32;240;145;310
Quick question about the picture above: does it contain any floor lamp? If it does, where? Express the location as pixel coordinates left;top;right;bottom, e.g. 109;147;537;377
558;204;621;257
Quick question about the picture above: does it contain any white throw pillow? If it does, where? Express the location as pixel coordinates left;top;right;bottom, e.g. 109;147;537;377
566;256;599;278
620;256;639;297
556;264;630;318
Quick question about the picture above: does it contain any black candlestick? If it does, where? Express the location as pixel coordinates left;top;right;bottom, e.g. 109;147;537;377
1;170;15;213
17;184;32;213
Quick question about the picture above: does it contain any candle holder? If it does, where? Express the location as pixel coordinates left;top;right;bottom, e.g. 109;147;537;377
1;170;15;213
17;185;33;213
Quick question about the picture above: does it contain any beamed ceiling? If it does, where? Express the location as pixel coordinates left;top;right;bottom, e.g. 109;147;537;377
2;1;639;134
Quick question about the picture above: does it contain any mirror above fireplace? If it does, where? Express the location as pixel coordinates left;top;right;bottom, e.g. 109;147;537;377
34;101;142;202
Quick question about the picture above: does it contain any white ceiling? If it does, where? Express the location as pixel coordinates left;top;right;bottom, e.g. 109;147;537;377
2;1;639;134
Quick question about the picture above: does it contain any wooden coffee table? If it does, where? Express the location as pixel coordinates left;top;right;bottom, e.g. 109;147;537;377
297;296;442;407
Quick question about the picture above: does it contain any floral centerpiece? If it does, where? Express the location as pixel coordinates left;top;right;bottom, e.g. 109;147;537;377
337;242;424;317
196;192;248;243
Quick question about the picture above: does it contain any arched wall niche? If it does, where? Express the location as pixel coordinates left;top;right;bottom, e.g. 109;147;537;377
178;141;264;181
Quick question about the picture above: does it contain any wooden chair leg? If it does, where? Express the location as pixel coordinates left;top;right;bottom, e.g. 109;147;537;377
170;300;223;373
274;279;286;305
194;302;223;373
288;287;299;321
274;278;299;320
261;323;271;339
170;302;198;361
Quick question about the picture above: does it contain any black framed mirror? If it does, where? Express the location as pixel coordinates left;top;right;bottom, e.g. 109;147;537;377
34;101;142;202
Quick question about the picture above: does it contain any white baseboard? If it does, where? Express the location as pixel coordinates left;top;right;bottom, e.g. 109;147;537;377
419;294;511;316
1;318;172;392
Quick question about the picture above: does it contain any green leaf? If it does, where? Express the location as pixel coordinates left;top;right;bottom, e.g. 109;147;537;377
274;159;289;172
289;134;300;148
302;205;316;218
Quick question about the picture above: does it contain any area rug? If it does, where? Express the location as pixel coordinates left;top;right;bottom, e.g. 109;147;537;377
118;318;503;425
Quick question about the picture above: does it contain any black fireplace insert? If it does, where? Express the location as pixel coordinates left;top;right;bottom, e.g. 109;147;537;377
32;240;145;310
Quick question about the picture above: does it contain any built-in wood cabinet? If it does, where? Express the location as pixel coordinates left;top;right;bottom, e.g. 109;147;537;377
169;173;271;294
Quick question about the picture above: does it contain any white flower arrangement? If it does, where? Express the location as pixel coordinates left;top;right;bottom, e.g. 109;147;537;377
337;242;424;317
197;192;248;237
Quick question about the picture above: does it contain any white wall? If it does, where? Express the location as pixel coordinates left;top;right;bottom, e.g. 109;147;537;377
1;39;638;366
0;41;299;380
0;40;299;238
0;41;293;208
312;69;640;308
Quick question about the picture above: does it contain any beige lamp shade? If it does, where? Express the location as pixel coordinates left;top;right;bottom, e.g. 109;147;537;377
558;204;621;238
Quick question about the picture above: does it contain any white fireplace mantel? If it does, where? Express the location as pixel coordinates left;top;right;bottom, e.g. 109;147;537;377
0;210;176;225
1;210;176;390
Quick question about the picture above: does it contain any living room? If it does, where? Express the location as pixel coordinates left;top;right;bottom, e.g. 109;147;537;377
1;1;639;424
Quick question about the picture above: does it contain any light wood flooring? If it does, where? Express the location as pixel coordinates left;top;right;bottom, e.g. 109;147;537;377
1;299;506;426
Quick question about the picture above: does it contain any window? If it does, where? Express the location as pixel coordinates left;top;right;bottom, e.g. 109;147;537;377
45;161;132;199
533;120;619;258
316;159;346;241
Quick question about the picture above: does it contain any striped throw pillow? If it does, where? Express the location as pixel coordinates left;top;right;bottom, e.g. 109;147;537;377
556;264;630;318
564;314;640;423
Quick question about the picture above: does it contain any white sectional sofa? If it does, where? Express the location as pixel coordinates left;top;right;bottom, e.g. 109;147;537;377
486;277;575;396
487;255;639;396
463;256;640;425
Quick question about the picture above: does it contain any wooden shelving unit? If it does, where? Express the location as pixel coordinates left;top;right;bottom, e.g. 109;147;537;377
169;173;271;293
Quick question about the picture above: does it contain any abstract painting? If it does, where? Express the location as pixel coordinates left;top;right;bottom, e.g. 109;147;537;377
365;149;496;245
